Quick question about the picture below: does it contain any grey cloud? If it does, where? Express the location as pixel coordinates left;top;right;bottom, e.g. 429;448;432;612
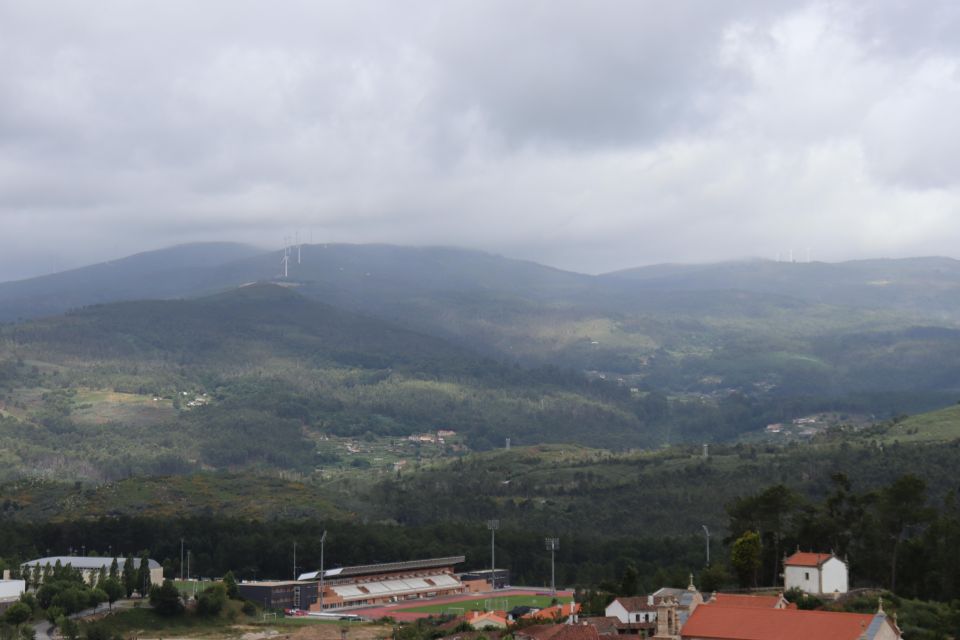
1;1;960;281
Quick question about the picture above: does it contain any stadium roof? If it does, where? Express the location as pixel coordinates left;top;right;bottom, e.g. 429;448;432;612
23;556;161;570
298;555;465;581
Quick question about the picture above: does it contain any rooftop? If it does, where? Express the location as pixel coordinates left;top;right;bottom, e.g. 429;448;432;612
516;624;600;640
681;605;890;640
299;556;464;580
784;551;835;567
23;556;161;570
709;593;790;609
609;596;656;611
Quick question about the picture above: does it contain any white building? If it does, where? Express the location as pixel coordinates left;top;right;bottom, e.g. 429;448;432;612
22;556;164;589
605;596;658;624
0;579;26;613
783;551;848;596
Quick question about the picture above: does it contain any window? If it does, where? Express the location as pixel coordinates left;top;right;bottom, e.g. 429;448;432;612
804;572;810;580
635;614;640;622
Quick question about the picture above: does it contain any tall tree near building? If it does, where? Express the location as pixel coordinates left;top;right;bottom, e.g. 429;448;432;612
101;578;123;610
731;531;762;588
122;557;136;598
136;555;150;597
109;558;118;580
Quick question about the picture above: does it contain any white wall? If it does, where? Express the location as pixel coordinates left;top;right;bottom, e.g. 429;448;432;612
820;558;848;594
0;580;25;600
605;601;629;623
784;565;820;594
604;600;656;624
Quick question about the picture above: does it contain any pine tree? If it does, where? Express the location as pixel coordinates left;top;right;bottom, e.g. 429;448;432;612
122;557;136;598
109;557;119;580
136;555;150;597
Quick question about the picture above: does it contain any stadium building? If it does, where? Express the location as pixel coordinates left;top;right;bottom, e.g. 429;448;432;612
298;556;465;609
237;580;319;611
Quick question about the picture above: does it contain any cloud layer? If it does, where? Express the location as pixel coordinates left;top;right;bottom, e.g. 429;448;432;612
1;1;959;279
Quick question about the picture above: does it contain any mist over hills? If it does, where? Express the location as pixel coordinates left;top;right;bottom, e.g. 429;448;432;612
3;242;960;475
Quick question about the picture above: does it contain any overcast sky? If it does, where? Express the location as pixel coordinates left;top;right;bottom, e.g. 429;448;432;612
2;1;960;280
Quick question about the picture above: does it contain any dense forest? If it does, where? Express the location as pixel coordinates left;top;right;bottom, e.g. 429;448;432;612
0;473;957;604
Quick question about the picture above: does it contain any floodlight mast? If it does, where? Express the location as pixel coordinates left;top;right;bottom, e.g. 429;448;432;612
487;520;499;590
545;537;559;595
319;530;327;611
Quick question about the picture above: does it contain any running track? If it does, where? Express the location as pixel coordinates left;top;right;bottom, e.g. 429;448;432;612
348;588;575;622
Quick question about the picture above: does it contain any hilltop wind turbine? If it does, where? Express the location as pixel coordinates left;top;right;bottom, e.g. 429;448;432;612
280;247;289;279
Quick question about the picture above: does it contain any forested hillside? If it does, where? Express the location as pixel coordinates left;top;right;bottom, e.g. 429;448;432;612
0;284;661;480
4;247;960;476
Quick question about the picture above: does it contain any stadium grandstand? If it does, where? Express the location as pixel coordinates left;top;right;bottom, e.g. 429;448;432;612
298;556;465;609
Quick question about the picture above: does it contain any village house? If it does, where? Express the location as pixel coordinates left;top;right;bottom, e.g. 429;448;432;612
466;610;509;630
782;550;849;596
605;596;658;625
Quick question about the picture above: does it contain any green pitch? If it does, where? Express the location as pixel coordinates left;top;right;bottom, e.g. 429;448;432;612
397;595;558;614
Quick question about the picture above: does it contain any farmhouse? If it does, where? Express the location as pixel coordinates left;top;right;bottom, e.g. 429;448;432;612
298;556;465;609
606;596;658;625
782;551;848;596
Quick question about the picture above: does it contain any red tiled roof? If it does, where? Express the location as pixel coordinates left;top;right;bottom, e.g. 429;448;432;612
516;625;599;640
579;617;620;636
610;596;656;611
523;602;581;621
681;605;881;640
783;552;833;567
710;594;782;609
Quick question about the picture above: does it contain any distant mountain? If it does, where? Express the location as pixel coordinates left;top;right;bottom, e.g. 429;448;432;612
0;242;267;322
601;256;960;319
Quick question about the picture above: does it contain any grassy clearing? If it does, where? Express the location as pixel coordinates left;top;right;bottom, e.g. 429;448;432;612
397;594;557;614
72;389;176;427
173;579;217;595
89;602;252;638
879;403;960;443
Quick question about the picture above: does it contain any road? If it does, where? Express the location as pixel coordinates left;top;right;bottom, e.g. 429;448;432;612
32;601;130;640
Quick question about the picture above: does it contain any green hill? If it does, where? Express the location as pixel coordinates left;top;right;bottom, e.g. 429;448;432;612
872;402;960;443
0;284;661;481
5;244;960;451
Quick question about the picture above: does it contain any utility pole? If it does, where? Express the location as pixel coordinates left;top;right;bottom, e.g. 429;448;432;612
319;530;327;610
487;520;499;590
293;541;297;581
545;538;559;595
180;538;184;581
702;525;711;567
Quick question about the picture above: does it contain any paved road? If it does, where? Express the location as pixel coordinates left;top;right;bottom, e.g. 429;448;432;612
32;601;126;640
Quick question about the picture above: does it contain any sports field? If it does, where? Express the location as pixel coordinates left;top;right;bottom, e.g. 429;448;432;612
397;594;558;614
